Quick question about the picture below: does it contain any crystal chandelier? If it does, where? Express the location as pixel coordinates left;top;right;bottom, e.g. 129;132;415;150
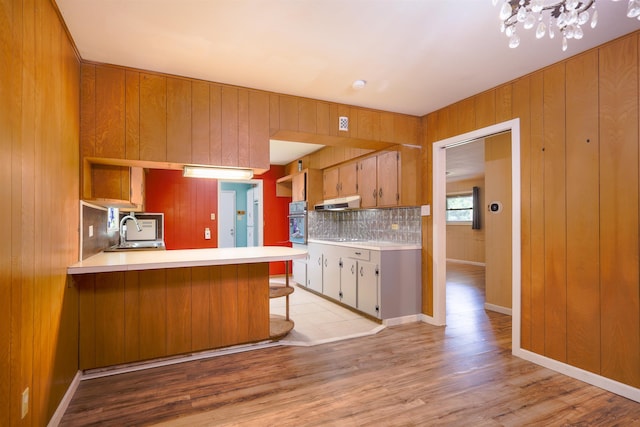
494;0;640;51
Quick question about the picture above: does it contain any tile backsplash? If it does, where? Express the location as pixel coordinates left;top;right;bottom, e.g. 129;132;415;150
309;207;421;243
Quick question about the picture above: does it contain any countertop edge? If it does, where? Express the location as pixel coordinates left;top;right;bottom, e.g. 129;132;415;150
68;247;308;275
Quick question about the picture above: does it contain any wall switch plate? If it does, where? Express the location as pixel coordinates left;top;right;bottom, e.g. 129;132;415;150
421;205;431;216
204;227;211;240
21;387;29;419
88;225;94;238
210;213;215;221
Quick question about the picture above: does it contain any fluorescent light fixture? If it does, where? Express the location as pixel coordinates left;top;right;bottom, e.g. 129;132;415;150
183;165;253;180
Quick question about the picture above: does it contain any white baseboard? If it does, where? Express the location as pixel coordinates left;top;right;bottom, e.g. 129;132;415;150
383;314;421;326
484;303;512;316
418;313;446;326
47;370;82;427
446;258;486;266
513;347;640;403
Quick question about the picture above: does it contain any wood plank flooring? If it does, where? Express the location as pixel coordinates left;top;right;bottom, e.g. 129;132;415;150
60;263;640;426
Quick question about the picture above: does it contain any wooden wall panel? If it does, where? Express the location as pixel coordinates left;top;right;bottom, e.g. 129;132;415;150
512;76;532;349
298;98;317;133
125;70;140;160
456;97;475;135
565;51;601;374
191;267;211;351
542;63;567;362
219;265;239;347
124;271;140;362
484;133;512;309
208;266;223;348
238;89;250;168
2;0;81;423
316;101;331;135
357;109;380;141
221;86;239;167
248;263;270;340
475;90;496;129
80;64;96;158
139;269;167;360
94;273;125;367
528;72;545;355
249;90;270;170
209;84;222;166
166;268;192;355
140;73;167;162
166;77;192;163
236;265;250;343
78;276;96;369
192;81;210;165
279;96;299;131
599;36;640;387
95;66;125;158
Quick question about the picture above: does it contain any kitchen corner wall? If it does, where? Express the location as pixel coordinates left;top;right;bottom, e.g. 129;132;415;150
309;207;421;244
1;0;81;425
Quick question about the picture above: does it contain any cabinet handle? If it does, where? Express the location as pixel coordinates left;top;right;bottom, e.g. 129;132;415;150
336;183;339;192
355;252;361;255
351;265;355;274
324;258;328;267
379;188;383;198
318;257;321;265
373;189;377;199
360;266;364;276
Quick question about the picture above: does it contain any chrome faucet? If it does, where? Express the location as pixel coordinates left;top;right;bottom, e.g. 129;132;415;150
119;213;142;247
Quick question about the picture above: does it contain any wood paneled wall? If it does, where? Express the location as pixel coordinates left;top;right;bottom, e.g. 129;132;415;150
74;264;270;370
422;32;640;388
1;0;80;425
445;178;485;264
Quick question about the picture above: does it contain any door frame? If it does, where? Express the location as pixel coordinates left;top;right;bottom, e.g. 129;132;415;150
431;119;521;352
217;179;264;247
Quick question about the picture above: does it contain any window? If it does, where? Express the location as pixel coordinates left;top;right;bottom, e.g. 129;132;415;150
446;193;473;223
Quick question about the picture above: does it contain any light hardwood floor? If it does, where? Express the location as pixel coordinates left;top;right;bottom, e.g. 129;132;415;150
60;263;640;426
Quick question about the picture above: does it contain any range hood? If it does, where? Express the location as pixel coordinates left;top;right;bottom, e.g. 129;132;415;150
314;195;361;211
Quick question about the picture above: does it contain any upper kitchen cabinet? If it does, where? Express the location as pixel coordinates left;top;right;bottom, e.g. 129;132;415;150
323;162;358;200
80;63;271;173
276;168;323;208
357;146;421;208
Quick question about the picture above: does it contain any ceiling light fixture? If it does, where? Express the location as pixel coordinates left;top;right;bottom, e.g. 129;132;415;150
183;165;253;180
493;0;637;51
352;79;367;90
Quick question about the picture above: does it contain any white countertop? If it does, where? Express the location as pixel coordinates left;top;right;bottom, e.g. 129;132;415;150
307;239;421;251
68;246;308;274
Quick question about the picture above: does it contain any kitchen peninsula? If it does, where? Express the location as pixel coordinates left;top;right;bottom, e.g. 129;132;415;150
68;246;306;370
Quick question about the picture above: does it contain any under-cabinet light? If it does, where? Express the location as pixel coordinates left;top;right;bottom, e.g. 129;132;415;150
183;166;253;180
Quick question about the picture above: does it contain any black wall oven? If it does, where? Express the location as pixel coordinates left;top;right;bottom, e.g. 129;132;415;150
288;201;307;244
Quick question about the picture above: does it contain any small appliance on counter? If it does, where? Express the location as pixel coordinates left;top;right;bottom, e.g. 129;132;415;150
105;212;166;251
288;201;307;244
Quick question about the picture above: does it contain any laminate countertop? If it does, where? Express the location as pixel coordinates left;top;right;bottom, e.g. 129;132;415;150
67;246;308;275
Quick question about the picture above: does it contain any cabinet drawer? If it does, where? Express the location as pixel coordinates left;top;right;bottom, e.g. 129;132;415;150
344;248;370;261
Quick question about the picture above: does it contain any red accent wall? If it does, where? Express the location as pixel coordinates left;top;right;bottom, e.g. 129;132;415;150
145;166;291;274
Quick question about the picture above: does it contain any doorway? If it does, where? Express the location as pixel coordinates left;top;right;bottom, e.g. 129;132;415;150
432;119;522;350
217;180;264;248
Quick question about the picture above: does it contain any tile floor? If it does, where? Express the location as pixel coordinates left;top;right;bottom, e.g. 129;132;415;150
269;277;385;346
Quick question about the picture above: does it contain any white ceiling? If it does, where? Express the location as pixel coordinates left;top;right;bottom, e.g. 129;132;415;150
55;1;640;166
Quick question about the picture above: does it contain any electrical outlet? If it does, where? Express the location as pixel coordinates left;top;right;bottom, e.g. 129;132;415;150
210;213;216;221
21;387;29;419
391;223;399;230
88;225;94;238
204;227;211;240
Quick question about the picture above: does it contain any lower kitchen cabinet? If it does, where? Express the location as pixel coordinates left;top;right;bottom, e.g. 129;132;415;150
308;241;420;320
307;243;324;293
292;243;308;286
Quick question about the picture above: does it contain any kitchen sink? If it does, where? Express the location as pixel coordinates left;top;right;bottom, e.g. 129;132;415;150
104;241;166;252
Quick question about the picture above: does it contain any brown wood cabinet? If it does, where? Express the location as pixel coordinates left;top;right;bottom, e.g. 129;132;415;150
276;168;323;209
357;147;420;208
81;64;271;173
323;163;358;199
85;162;145;211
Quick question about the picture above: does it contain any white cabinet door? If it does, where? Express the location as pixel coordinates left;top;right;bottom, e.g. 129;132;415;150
323;250;342;301
307;244;324;293
357;259;380;318
340;257;357;307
